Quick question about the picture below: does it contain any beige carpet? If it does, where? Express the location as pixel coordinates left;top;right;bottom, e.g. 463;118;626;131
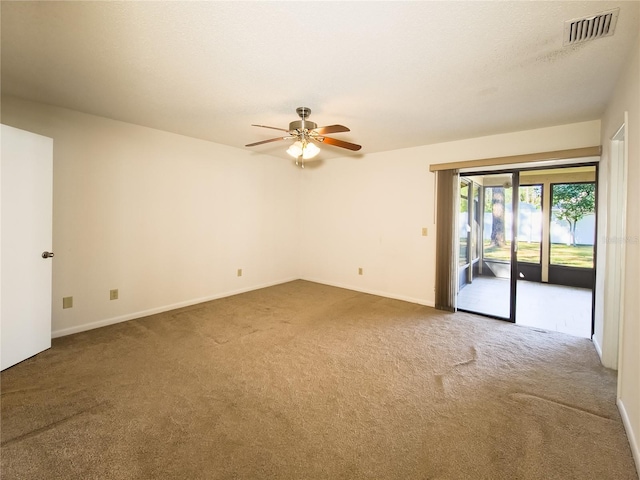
1;280;637;479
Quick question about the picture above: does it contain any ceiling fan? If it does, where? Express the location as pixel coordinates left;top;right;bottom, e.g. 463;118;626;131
245;107;362;168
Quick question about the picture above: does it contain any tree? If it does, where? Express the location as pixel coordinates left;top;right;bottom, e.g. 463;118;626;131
489;187;506;247
553;183;595;246
519;185;542;209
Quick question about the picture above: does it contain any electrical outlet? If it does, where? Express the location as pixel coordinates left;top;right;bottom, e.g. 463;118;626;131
237;268;242;277
63;296;73;309
110;289;118;300
358;267;363;275
422;227;428;236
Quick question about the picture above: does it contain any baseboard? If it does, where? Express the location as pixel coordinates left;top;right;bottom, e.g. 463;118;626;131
51;277;299;338
617;397;640;475
300;277;435;308
592;334;603;362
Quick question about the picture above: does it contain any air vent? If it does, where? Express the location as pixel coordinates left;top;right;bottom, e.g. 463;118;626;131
563;8;619;46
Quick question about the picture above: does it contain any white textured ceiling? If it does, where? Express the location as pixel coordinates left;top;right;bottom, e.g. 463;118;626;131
2;1;639;160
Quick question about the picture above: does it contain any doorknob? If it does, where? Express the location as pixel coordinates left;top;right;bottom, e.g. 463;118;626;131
42;251;54;259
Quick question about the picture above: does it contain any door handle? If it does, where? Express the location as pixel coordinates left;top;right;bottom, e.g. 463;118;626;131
42;251;54;259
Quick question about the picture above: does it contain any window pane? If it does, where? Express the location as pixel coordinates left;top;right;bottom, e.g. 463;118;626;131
472;183;481;261
517;185;542;264
459;181;469;266
483;185;511;261
550;183;595;268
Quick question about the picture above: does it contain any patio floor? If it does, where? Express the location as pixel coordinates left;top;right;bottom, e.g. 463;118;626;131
457;276;592;338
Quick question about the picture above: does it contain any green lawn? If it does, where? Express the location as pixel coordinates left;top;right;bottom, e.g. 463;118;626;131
483;241;594;268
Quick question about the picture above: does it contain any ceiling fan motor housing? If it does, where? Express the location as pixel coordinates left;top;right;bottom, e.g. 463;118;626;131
290;107;316;132
289;120;317;132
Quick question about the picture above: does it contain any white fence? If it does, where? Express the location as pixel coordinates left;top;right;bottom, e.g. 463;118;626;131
460;204;596;246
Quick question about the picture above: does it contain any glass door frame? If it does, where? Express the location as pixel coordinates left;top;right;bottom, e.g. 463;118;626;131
457;171;519;322
508;172;519;323
457;162;598;332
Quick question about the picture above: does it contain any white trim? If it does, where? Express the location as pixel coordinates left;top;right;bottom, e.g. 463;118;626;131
615;113;628;396
51;277;299;338
592;334;603;362
618;398;640;474
300;277;435;308
599;118;628;370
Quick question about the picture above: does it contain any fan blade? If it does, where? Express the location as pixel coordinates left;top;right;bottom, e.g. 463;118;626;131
318;136;362;151
312;125;350;135
245;136;289;147
251;124;290;132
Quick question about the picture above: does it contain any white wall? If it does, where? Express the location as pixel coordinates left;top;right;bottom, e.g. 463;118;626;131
299;120;601;306
599;32;640;470
1;96;300;336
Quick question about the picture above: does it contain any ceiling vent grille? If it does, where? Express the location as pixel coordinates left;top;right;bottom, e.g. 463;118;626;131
564;8;619;46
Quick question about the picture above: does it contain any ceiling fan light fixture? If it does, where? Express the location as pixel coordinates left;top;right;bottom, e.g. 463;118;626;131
286;140;320;160
287;141;302;158
302;142;320;160
286;141;303;158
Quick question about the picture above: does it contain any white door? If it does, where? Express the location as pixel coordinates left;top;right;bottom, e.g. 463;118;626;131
1;124;53;370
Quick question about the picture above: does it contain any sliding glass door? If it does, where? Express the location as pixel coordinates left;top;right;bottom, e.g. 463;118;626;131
456;165;597;337
457;172;516;320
